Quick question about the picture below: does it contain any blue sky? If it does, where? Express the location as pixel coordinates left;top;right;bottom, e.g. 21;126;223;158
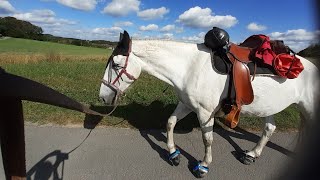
0;0;319;51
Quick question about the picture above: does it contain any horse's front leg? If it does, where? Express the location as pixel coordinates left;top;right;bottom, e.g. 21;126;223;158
240;116;276;165
193;110;214;178
167;102;191;165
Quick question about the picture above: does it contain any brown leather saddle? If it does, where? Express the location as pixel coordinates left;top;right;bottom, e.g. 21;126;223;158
224;43;255;128
221;39;290;128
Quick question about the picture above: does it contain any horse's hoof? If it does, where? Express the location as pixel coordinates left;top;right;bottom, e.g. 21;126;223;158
168;149;181;166
171;154;180;166
239;150;256;165
193;161;209;178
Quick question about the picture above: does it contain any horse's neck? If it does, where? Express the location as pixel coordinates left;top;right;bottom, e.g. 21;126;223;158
132;40;209;87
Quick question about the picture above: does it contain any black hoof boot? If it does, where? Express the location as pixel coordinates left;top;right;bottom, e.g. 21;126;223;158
171;154;180;166
239;150;256;165
168;149;181;166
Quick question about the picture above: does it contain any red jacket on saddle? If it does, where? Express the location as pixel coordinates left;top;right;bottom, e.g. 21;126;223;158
241;34;304;79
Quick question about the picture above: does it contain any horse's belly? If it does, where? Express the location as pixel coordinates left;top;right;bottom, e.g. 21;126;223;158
240;76;299;117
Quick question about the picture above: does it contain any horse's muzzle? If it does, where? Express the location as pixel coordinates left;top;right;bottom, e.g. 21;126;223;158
99;83;121;106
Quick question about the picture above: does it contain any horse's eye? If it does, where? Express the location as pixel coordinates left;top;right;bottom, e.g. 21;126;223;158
112;62;123;70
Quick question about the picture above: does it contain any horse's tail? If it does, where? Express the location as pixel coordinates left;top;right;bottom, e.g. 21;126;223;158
297;111;307;146
296;56;320;146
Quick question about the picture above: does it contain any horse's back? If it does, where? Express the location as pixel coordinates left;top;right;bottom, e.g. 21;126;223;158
193;54;319;118
242;56;319;117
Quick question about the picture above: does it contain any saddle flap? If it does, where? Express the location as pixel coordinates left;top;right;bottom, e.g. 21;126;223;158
228;43;252;63
233;61;254;105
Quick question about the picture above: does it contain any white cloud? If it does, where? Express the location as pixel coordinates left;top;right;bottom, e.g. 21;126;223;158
132;32;174;40
92;26;123;35
177;6;238;29
114;21;133;27
139;24;158;31
160;24;175;32
56;0;97;11
44;26;123;41
90;26;123;40
268;29;320;52
269;29;318;41
131;32;149;39
247;22;267;31
175;27;184;33
137;7;169;20
102;0;140;17
181;32;206;43
13;9;77;27
160;33;174;39
0;0;15;14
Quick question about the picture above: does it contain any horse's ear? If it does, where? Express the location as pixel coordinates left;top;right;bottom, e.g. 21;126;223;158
114;30;131;56
123;30;130;40
119;32;124;42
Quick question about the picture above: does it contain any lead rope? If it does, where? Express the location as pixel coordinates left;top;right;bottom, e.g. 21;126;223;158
89;85;170;125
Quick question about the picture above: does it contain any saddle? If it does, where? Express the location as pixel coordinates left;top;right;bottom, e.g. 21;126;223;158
221;36;299;128
224;43;255;128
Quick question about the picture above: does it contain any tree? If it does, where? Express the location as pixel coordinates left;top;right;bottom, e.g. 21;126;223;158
0;17;43;39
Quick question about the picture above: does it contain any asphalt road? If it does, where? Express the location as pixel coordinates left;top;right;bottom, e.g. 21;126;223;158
0;125;298;180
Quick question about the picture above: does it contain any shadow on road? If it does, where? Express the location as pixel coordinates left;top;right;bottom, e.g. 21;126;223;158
214;124;296;161
26;129;93;180
139;130;199;177
83;100;295;172
26;150;68;180
84;100;198;131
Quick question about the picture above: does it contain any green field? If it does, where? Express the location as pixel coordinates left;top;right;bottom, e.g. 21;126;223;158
0;38;302;130
0;38;108;55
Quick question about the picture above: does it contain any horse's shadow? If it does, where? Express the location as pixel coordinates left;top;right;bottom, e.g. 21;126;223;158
84;100;198;131
214;124;296;160
139;130;199;174
84;101;295;176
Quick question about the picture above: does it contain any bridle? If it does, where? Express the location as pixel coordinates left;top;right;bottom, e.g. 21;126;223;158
101;39;137;105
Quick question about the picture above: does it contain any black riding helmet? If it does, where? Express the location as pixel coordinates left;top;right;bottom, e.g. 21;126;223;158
204;27;230;50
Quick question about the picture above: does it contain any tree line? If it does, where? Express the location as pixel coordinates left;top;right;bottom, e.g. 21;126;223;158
0;16;117;49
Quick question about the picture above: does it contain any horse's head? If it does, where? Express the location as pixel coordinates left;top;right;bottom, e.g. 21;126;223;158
99;31;141;105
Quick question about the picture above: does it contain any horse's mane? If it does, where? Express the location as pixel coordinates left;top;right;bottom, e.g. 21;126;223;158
131;39;201;58
132;38;197;45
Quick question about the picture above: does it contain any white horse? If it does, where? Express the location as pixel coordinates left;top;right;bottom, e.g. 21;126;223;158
99;31;319;177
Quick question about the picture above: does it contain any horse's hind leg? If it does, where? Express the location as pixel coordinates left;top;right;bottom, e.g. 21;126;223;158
240;116;276;165
167;102;191;165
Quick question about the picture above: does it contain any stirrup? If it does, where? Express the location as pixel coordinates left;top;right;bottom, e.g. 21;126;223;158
193;161;209;173
168;149;180;162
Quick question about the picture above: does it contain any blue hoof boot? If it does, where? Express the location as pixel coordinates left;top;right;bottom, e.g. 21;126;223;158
168;149;181;166
193;161;209;178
